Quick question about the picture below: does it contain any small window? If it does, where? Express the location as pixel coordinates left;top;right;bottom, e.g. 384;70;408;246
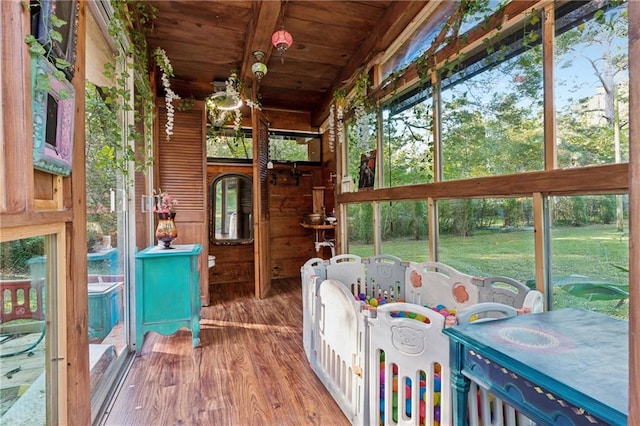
269;131;321;163
206;128;253;161
206;129;322;164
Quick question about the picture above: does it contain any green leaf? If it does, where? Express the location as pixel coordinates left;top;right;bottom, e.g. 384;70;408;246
35;74;51;92
29;42;46;56
594;9;605;25
55;58;71;70
50;16;67;29
58;89;72;100
50;29;63;43
25;34;37;45
53;69;66;81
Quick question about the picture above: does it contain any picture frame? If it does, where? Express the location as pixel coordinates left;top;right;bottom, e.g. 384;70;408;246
31;55;76;176
37;0;80;79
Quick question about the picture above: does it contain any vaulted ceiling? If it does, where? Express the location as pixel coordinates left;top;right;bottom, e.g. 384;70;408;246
145;0;437;127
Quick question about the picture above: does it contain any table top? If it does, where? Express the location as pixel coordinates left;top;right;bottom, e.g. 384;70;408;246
300;223;336;230
87;247;117;260
136;244;203;258
443;308;628;419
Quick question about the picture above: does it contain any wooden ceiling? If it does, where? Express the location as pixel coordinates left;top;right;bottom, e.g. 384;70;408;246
145;0;436;126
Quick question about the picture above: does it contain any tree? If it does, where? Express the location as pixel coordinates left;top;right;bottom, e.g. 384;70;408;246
555;4;629;231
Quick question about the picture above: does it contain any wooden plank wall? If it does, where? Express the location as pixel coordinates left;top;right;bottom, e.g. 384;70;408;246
268;164;325;278
205;107;335;294
206;163;328;286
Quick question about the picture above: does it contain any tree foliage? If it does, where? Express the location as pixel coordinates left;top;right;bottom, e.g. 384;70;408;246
346;2;628;244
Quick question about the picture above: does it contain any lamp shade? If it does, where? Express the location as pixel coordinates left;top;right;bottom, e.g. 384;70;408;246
271;29;293;51
251;62;268;80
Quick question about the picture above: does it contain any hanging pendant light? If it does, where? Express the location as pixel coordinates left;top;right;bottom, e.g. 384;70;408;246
272;25;293;64
251;50;268;81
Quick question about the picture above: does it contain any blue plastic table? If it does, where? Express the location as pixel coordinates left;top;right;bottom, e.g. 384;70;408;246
444;308;628;425
87;247;118;275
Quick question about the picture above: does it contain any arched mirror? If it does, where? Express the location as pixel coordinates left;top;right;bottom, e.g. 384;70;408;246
209;173;253;244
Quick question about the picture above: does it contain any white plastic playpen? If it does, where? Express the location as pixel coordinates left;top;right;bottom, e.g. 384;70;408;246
301;254;544;426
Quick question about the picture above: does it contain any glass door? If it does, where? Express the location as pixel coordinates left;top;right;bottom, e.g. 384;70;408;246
86;80;134;422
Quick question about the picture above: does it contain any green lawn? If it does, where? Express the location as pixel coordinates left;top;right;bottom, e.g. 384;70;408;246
349;224;629;319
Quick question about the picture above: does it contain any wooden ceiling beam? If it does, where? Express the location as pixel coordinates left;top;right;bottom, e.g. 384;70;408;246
239;0;282;89
311;0;429;126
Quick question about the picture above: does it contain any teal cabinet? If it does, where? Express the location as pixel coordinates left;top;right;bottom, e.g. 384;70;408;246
135;244;203;354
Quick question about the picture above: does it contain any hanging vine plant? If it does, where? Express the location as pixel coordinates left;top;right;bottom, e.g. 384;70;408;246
374;0;512;103
92;0;157;181
23;1;74;96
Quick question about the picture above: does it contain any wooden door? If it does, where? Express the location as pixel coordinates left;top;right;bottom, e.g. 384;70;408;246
253;111;271;298
156;100;209;305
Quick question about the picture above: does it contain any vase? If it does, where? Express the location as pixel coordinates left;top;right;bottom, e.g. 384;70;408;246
155;212;178;249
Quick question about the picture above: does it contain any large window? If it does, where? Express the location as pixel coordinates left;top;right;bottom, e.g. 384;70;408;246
550;194;629;318
341;1;630;321
437;198;535;282
440;40;545;180
380;200;430;261
346;203;375;258
382;99;434;187
554;2;629;168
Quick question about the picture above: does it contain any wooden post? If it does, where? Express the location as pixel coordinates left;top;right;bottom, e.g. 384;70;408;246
543;4;556;170
68;1;91;424
628;1;639;424
1;0;33;213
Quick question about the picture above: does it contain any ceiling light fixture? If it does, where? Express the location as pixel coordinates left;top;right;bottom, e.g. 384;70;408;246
206;71;242;112
251;50;268;81
271;24;293;64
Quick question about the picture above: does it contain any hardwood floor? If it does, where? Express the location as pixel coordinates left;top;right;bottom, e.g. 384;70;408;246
102;278;350;426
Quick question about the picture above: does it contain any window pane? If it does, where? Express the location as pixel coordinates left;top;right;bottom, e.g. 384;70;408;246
206;129;253;159
382;102;434;186
438;198;535;282
269;133;321;162
441;33;544;179
550;194;629;319
554;3;628;168
346;203;375;258
380;2;458;80
380;201;430;261
0;236;48;423
457;0;510;35
346;113;377;190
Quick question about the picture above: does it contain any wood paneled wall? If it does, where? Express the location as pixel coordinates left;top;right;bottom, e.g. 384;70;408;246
268;164;325;278
205;162;329;288
204;107;333;296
